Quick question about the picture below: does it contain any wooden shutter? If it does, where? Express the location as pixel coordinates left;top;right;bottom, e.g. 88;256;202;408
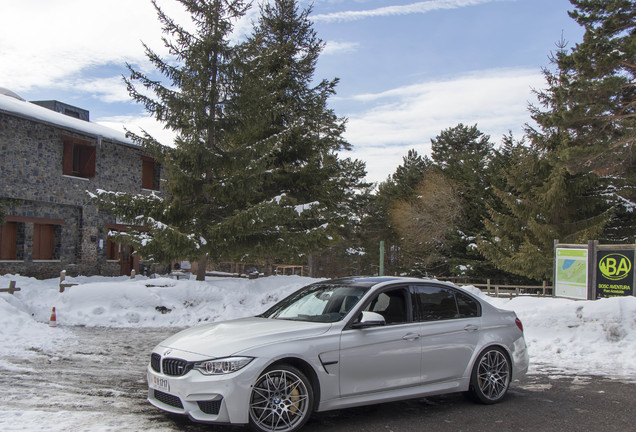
80;145;96;178
62;141;74;175
106;237;120;260
33;224;54;260
142;158;155;189
0;223;17;260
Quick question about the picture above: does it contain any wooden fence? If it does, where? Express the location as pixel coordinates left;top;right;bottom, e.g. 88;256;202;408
454;279;553;298
0;280;21;294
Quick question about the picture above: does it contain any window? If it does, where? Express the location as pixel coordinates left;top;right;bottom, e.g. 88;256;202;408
62;136;96;178
413;285;458;321
412;285;481;321
33;223;61;260
0;222;17;260
142;156;160;190
456;291;480;318
363;288;409;324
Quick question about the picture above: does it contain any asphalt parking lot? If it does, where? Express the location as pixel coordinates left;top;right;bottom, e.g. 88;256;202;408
1;327;634;431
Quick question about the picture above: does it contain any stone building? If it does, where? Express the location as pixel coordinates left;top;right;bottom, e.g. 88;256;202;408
0;88;162;278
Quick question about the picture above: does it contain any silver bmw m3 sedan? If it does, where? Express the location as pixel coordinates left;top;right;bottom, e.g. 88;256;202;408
147;277;529;432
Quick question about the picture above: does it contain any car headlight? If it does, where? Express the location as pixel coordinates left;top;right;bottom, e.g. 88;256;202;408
193;357;254;375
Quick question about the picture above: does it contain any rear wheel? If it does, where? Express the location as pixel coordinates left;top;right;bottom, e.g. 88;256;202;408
468;347;511;404
249;365;313;432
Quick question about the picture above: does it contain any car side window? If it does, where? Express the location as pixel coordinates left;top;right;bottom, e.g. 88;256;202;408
363;288;408;325
456;291;480;318
412;285;459;321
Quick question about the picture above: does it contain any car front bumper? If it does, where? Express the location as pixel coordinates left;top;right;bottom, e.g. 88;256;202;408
147;357;266;425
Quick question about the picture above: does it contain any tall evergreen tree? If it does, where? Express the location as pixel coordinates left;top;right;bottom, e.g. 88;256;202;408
93;0;366;278
529;0;635;241
429;124;494;278
93;0;248;280
481;141;609;281
480;0;634;281
223;0;368;266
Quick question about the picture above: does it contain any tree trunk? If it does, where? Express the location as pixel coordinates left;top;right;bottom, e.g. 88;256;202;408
308;254;316;278
197;254;208;281
264;257;273;276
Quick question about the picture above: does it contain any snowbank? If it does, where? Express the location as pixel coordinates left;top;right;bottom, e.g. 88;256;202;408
1;274;309;327
0;274;310;361
1;274;635;378
488;294;636;377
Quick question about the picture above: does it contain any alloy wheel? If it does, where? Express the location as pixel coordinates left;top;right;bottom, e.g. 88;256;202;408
476;349;510;401
249;368;311;432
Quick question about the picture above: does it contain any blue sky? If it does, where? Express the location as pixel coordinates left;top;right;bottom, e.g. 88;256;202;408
0;0;583;182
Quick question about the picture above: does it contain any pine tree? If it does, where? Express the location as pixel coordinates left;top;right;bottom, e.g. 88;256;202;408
480;0;633;281
428;124;494;278
221;0;369;267
481;141;609;281
92;0;367;278
92;0;248;280
529;0;635;241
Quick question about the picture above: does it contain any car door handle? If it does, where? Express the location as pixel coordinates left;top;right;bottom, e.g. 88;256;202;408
464;324;479;332
402;333;421;341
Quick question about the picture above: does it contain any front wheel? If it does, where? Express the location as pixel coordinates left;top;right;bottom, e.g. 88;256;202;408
468;347;511;404
249;365;314;432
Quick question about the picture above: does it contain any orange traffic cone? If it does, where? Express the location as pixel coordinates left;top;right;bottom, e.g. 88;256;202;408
49;307;57;327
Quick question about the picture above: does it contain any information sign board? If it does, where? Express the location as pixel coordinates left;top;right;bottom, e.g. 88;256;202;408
595;250;634;298
554;248;589;299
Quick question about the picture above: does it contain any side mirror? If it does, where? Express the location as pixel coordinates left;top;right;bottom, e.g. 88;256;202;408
351;311;386;329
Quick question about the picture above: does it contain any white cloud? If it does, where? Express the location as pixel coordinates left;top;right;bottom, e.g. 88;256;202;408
323;40;360;55
1;1;154;91
96;114;177;149
312;0;505;23
67;77;130;104
342;67;546;183
0;0;247;93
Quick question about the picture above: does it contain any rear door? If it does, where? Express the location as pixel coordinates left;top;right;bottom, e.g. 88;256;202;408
412;284;481;384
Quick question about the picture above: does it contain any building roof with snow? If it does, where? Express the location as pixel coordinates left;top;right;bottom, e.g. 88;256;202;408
0;87;137;148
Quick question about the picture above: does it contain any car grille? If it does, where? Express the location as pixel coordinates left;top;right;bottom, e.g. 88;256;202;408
162;357;193;376
197;398;222;415
151;353;161;373
154;390;183;409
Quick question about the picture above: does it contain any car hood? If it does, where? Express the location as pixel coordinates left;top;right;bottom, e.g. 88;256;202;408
157;316;331;358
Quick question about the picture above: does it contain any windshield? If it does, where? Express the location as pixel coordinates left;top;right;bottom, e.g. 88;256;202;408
261;284;369;323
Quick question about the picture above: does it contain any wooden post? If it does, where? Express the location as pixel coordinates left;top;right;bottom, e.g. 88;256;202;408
487;279;491;295
495;284;499;297
542;280;546;296
59;270;66;293
59;270;78;292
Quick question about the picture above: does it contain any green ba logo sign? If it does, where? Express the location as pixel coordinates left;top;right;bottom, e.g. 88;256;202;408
598;254;632;281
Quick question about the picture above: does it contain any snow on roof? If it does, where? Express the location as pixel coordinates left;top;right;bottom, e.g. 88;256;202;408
0;90;137;148
0;87;25;101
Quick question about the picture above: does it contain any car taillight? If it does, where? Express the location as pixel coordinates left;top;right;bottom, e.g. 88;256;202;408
515;317;524;332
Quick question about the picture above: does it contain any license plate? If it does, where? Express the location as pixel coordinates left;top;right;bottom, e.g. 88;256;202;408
148;372;171;393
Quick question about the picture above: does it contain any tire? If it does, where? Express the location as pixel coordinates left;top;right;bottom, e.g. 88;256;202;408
248;364;314;432
468;346;511;404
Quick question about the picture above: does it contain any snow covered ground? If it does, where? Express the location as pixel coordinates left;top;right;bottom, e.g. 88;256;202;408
1;273;635;431
2;273;635;377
